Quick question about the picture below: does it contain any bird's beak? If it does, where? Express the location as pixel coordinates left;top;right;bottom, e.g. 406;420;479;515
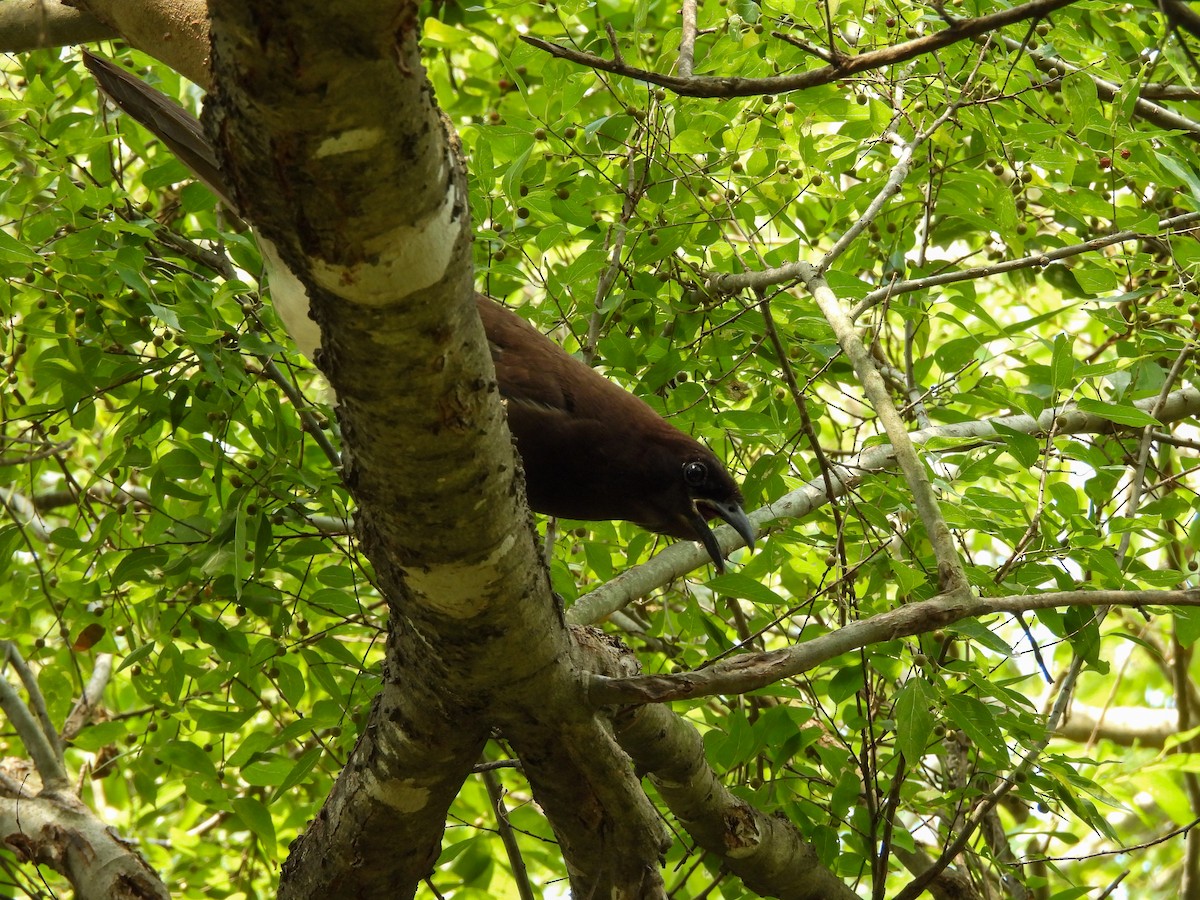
688;499;756;573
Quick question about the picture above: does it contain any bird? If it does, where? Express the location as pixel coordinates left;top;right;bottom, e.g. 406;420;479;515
83;51;756;572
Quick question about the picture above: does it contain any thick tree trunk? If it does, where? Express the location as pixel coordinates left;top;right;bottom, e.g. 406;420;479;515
205;2;671;896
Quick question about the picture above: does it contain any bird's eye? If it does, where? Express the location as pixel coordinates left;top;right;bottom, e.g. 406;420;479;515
683;461;708;487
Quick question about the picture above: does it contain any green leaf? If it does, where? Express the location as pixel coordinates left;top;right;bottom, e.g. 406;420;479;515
272;746;323;798
944;695;1007;762
1076;398;1159;427
117;641;157;673
1049;333;1074;393
1156;151;1200;206
159;739;218;777
894;679;936;765
1073;264;1118;294
240;754;294;786
993;423;1040;470
707;572;787;605
232;797;277;858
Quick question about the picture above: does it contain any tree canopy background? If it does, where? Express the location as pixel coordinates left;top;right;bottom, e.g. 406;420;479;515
1;0;1200;897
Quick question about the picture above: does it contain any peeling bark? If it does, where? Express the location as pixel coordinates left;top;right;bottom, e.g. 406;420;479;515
0;779;169;900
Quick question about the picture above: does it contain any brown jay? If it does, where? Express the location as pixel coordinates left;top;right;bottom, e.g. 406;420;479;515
83;52;756;571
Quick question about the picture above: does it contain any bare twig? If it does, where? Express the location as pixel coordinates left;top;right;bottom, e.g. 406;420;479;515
482;767;536;900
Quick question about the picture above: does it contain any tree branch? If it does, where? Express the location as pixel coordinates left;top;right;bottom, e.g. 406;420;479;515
798;263;968;593
997;32;1200;138
0;0;112;52
617;703;860;900
678;0;698;78
588;588;1200;705
850;210;1200;318
61;654;112;743
1057;703;1178;748
0;786;169;900
521;0;1083;98
66;0;210;85
0;644;67;790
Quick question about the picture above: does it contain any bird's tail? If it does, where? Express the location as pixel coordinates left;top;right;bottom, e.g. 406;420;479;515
82;50;237;213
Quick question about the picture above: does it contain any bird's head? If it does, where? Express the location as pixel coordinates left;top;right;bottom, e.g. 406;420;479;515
636;439;756;573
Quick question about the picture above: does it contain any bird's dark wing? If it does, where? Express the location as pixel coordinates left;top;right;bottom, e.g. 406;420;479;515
477;296;679;431
476;294;577;414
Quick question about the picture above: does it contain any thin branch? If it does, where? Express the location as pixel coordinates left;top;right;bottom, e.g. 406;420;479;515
0;648;68;791
1116;343;1194;564
770;30;838;64
257;356;342;469
798;263;968;593
1025;816;1200;863
472;758;523;773
481;767;537;900
0;438;76;467
522;0;1083;98
713;203;1200;304
849;210;1200;318
585;142;646;362
817;89;967;272
895;650;1085;900
997;32;1200;137
0;488;53;544
757;290;848;573
587;588;1200;706
599;21;624;70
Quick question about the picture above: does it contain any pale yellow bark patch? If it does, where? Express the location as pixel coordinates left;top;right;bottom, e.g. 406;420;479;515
405;533;516;618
